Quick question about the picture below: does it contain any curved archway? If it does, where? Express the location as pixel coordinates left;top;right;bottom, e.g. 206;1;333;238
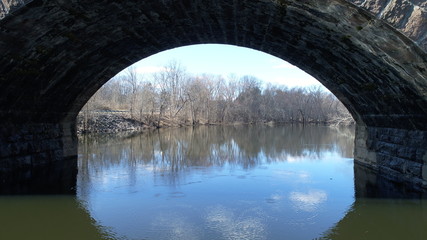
0;0;426;189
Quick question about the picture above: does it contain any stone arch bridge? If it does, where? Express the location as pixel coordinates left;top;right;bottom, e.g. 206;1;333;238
0;0;426;192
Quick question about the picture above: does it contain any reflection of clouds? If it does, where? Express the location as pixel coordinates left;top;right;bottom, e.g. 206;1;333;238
205;206;266;240
151;212;201;240
274;170;311;183
289;190;327;212
266;193;284;203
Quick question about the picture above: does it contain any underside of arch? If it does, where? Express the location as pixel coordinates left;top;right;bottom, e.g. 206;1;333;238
0;0;426;191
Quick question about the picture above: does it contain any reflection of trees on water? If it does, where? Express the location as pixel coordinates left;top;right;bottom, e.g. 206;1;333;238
78;125;354;177
230;125;354;161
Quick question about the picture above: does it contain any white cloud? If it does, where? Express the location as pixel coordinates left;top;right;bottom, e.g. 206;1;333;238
289;190;327;212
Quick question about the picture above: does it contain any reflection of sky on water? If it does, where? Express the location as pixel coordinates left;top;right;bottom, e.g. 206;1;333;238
205;205;267;240
77;125;356;240
289;190;328;212
151;212;203;240
273;169;311;183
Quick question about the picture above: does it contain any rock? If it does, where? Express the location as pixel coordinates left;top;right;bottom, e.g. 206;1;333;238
76;112;147;134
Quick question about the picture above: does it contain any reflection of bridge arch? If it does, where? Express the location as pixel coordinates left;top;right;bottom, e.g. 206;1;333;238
0;0;426;190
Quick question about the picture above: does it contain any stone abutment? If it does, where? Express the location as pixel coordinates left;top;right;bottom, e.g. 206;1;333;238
355;125;427;190
0;121;77;194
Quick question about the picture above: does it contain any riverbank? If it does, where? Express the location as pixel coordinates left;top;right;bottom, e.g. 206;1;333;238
76;111;354;134
77;112;145;134
77;112;203;134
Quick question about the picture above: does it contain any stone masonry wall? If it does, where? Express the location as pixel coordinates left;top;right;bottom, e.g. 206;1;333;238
2;0;426;52
0;121;76;172
0;121;77;193
355;125;427;189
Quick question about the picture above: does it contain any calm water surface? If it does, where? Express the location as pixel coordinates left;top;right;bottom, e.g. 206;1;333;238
0;125;426;240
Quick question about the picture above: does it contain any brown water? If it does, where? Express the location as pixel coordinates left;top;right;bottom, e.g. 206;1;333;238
0;125;426;240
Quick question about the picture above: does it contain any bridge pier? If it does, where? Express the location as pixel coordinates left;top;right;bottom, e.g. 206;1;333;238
0;121;77;194
354;124;427;190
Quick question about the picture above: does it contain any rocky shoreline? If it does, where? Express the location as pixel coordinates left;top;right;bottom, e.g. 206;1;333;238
76;111;354;134
76;112;150;134
76;112;199;134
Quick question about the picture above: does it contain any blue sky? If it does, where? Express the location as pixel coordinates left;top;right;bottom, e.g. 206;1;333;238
123;44;324;89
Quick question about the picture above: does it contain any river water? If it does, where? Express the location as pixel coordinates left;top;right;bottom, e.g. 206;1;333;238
0;125;426;240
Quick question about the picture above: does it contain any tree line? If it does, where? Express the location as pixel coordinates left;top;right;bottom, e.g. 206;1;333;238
80;61;353;128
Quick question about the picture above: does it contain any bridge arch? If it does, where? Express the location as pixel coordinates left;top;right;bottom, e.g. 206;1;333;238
0;0;426;191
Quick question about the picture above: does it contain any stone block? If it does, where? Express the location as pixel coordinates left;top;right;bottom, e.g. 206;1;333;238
23;134;33;141
388;156;406;172
355;146;378;165
408;130;426;139
51;150;64;163
33;152;48;165
7;134;21;143
390;128;408;138
376;152;390;165
0;158;10;171
416;149;427;162
390;136;405;145
10;142;30;155
34;139;59;152
0;143;12;158
406;137;424;148
375;141;396;155
15;155;32;168
406;161;422;176
397;147;417;160
423;163;427;181
379;133;392;142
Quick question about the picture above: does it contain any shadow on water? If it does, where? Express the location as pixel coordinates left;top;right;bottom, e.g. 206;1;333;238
319;150;427;240
0;195;117;240
320;196;427;240
354;163;427;199
0;159;77;195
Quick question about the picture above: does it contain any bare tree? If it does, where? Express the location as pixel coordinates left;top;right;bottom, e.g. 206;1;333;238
124;66;140;118
138;81;157;125
79;60;354;129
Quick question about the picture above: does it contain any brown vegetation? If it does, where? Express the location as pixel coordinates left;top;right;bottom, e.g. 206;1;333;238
78;61;354;133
